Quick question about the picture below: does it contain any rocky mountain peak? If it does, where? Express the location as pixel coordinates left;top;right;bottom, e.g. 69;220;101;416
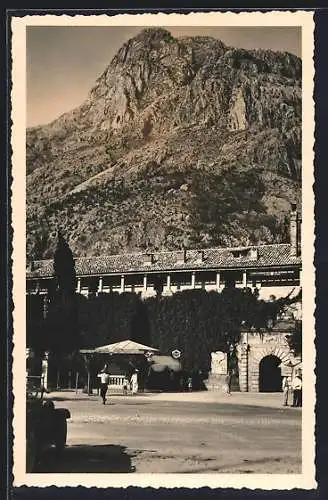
26;29;302;259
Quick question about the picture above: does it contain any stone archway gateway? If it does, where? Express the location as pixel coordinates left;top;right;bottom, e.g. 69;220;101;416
237;333;292;392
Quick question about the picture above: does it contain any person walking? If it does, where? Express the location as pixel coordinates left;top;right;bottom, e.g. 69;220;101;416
282;376;290;406
130;369;139;395
97;364;110;405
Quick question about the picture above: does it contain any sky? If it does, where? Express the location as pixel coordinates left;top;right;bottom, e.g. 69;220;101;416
26;26;301;127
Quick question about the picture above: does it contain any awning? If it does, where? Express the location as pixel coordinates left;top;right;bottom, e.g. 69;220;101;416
81;340;160;355
150;355;181;372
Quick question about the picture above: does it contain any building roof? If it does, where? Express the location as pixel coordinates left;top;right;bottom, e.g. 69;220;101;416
81;340;160;355
27;244;301;279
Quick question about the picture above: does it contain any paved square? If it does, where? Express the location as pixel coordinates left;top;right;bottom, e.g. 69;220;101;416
34;391;301;474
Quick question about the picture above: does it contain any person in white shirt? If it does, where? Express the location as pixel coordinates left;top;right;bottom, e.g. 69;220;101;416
97;364;110;405
292;371;302;407
130;369;139;395
282;376;290;406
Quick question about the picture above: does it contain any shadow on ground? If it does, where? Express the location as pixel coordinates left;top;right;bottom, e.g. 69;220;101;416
50;397;95;402
34;444;134;473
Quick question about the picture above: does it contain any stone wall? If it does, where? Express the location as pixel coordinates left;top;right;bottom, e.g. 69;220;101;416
237;331;292;392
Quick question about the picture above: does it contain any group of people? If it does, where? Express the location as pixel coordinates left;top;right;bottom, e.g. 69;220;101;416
97;364;139;405
282;370;302;407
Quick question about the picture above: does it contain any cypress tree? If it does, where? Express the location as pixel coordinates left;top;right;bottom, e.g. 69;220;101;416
47;231;79;355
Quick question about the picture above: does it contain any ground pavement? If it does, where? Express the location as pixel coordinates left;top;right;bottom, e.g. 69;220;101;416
35;390;302;474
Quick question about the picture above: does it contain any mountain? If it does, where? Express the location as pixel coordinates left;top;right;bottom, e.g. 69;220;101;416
26;27;302;259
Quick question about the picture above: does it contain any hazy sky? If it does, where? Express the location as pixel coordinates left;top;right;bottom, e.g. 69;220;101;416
27;26;301;127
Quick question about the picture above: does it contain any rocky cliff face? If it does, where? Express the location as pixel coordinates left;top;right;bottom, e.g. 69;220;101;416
27;28;302;259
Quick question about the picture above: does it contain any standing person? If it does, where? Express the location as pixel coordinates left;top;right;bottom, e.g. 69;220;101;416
292;370;302;407
225;370;232;395
130;369;139;395
97;364;110;405
282;376;290;406
123;376;129;396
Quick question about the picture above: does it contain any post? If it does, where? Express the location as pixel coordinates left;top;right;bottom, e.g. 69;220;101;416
290;204;299;257
143;275;147;292
216;272;221;291
98;277;103;294
75;372;79;394
56;368;60;390
43;294;49;320
242;270;247;288
77;278;81;294
239;342;249;392
191;272;196;289
41;351;49;391
26;348;33;376
87;369;91;395
120;274;125;293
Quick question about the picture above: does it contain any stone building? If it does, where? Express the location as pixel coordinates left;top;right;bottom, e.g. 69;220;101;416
237;316;301;393
27;208;301;301
26;207;302;392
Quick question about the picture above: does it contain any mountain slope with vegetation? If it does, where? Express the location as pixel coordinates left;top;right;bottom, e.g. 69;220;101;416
27;28;302;259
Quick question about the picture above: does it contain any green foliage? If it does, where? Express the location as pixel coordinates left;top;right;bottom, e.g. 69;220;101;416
26;294;46;355
189;166;285;247
53;231;77;295
286;320;302;357
146;287;271;371
27;286;298;369
33;232;81;357
76;292;150;348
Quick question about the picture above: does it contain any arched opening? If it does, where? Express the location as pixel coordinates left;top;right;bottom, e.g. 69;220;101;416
259;355;282;392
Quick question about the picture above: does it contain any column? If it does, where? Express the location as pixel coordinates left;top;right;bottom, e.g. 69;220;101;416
43;294;49;320
98;277;103;293
238;343;249;392
191;272;196;289
249;356;260;392
143;275;147;292
26;348;33;376
164;274;172;296
120;274;125;293
41;351;50;391
242;270;247;288
77;278;81;294
216;271;221;291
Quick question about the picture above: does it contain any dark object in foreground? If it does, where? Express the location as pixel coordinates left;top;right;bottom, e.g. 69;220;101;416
26;376;71;472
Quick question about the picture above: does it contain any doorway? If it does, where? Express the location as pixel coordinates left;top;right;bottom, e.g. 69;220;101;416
259;355;282;392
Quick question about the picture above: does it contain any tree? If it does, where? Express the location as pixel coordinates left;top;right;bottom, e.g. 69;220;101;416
45;231;80;356
286;320;302;357
53;230;77;296
145;286;302;374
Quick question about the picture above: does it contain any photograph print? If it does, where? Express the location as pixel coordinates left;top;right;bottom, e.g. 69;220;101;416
11;11;315;489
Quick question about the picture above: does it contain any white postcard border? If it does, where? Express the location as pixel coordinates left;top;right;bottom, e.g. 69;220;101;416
11;10;316;489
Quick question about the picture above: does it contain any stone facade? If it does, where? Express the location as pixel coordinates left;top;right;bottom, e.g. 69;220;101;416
237;329;295;393
27;241;301;302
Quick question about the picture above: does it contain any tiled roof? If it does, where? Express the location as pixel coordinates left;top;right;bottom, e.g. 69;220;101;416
27;244;301;279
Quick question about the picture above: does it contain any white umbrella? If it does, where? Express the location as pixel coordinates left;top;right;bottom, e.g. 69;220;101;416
81;340;160;355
